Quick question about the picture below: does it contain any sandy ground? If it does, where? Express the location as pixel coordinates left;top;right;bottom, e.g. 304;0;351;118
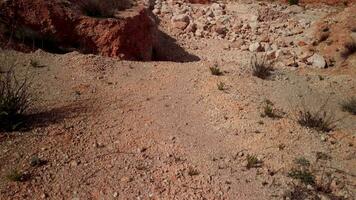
0;1;356;200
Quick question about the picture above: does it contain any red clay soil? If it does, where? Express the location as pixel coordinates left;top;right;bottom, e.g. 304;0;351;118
0;0;157;60
312;4;356;68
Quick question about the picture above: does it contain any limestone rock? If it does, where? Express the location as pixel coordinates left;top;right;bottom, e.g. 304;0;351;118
307;53;327;69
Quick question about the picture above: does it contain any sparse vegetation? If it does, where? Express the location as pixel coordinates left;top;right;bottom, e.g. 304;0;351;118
341;41;356;59
296;98;339;132
261;100;283;119
294;157;310;167
6;169;26;182
288;0;299;5
78;0;132;18
217;81;225;90
316;152;331;161
30;156;46;167
0;68;32;131
246;154;262;169
288;169;315;185
250;54;273;79
210;64;223;76
340;97;356;115
297;110;336;132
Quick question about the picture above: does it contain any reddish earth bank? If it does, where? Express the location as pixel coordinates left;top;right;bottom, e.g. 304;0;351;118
0;0;157;60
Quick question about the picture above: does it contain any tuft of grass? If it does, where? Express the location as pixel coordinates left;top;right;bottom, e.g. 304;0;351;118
316;152;331;161
294;157;310;167
341;41;356;59
295;97;339;133
260;100;282;119
6;169;26;182
30;156;47;167
217;81;225;91
340;97;356;115
210;64;223;76
78;0;131;18
246;154;262;169
0;68;32;131
250;54;273;79
297;110;336;132
288;169;315;185
288;0;299;5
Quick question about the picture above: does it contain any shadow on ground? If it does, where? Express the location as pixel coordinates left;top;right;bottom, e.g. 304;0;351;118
153;30;200;62
23;102;88;130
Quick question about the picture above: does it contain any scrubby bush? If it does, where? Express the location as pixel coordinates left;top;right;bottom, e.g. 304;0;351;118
0;68;32;131
209;64;223;76
250;54;273;79
296;99;339;133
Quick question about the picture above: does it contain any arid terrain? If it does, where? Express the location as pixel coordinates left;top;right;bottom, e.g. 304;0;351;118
0;0;355;199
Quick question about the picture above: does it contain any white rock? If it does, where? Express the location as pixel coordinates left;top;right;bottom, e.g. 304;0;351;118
152;8;160;14
307;53;327;69
249;42;263;52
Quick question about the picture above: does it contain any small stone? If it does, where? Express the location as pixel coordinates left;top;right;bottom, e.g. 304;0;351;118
307;53;327;69
152;8;160;14
249;42;263;52
172;21;188;30
113;192;118;197
40;193;47;199
70;160;79;167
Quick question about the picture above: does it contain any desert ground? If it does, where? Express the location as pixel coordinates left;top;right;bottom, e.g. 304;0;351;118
0;0;355;199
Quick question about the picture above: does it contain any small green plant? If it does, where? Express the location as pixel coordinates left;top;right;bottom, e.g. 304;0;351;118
340;97;356;115
297;110;336;132
288;0;299;5
6;169;25;182
341;41;356;59
30;156;46;167
261;100;283;119
217;81;225;90
296;97;340;132
294;157;310;167
250;54;273;79
210;64;223;76
316;152;331;161
246;154;262;169
0;68;32;131
288;169;315;185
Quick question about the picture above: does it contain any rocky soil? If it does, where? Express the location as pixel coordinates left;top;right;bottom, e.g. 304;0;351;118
0;0;355;199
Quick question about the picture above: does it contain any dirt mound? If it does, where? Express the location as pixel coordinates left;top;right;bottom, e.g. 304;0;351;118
312;4;356;67
0;0;157;60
